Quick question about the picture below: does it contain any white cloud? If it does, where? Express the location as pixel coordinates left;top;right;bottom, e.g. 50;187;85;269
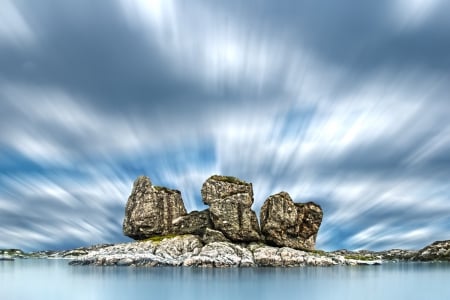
0;0;34;46
391;0;444;29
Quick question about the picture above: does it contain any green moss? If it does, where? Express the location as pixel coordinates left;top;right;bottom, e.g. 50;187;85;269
344;254;376;261
310;249;327;256
141;234;181;243
210;175;246;185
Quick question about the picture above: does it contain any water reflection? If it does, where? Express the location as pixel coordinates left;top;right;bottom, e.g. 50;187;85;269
1;260;450;300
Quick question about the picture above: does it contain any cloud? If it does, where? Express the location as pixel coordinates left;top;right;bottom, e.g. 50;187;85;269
0;0;34;46
0;0;449;251
391;0;445;29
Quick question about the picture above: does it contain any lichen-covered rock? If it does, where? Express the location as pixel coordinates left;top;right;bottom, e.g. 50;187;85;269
183;242;254;267
201;175;254;205
209;194;261;242
201;175;261;242
123;176;187;239
172;209;212;236
202;228;230;244
154;235;203;259
260;192;322;250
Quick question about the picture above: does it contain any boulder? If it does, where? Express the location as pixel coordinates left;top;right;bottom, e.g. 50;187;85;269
171;209;213;236
202;228;230;244
201;175;253;205
123;176;187;239
202;175;261;242
260;191;322;250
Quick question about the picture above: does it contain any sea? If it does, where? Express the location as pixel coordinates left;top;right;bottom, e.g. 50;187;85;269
1;259;449;300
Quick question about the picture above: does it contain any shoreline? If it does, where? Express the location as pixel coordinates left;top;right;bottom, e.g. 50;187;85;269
2;236;449;268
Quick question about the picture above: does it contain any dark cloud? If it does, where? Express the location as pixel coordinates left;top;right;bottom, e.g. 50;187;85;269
212;0;450;78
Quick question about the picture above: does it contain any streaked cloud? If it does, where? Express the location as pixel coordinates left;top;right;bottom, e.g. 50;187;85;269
0;0;34;46
0;0;449;251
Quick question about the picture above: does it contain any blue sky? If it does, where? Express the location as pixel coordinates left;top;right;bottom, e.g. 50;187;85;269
1;0;449;251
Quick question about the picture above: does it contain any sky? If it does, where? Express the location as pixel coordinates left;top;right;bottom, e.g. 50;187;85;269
0;0;449;252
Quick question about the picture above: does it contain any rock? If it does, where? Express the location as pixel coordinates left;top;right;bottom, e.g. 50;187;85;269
252;245;335;267
260;192;322;250
253;246;283;266
202;228;230;244
0;249;25;259
123;176;187;239
209;195;261;242
202;175;261;242
201;175;254;206
67;238;384;267
414;240;450;261
62;249;88;258
154;235;203;259
183;242;254;267
117;258;134;266
172;210;213;235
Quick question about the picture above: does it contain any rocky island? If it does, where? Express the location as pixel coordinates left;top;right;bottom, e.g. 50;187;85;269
2;175;449;267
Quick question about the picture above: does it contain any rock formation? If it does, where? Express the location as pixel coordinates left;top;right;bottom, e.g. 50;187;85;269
202;175;261;242
123;176;187;239
260;191;322;250
68;235;381;267
123;174;321;249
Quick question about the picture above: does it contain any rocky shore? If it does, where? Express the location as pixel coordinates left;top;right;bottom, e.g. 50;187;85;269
2;237;450;267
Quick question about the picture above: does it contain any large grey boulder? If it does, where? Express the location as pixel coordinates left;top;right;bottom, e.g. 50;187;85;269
260;191;322;250
123;176;187;239
202;175;261;242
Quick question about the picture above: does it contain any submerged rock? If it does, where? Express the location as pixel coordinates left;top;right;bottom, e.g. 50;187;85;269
260;192;322;250
123;176;187;239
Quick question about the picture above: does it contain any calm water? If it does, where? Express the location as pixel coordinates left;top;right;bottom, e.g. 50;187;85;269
1;260;449;300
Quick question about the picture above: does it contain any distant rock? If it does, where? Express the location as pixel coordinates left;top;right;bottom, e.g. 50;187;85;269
172;209;213;236
414;240;450;261
202;175;261;242
260;192;322;250
123;176;187;239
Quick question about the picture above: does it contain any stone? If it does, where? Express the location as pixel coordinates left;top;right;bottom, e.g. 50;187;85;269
123;176;187;239
183;242;254;267
209;195;261;242
201;175;254;205
202;228;230;244
414;240;450;261
201;175;261;242
154;235;203;259
260;191;322;250
172;209;212;236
